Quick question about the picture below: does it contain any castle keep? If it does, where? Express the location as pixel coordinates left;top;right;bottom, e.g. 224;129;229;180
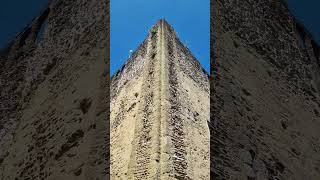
110;20;210;179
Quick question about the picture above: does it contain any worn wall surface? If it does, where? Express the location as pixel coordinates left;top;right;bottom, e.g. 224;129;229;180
0;0;109;179
111;20;209;179
211;0;320;179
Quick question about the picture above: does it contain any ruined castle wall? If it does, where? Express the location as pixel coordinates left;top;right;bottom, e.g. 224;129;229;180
211;0;320;179
0;0;109;179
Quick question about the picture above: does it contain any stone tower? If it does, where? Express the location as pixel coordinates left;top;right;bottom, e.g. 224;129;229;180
111;19;209;179
211;0;320;179
0;0;108;179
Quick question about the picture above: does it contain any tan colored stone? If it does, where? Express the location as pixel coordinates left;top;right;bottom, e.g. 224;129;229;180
111;19;209;179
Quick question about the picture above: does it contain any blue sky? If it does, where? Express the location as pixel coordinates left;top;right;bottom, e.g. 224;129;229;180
0;0;319;73
0;0;48;49
287;0;320;43
111;0;210;75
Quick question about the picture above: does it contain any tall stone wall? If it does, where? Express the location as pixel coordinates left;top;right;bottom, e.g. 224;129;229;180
0;0;109;179
110;19;209;179
211;0;320;179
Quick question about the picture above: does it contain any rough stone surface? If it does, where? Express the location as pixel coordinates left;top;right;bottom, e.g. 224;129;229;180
0;0;109;179
110;20;210;179
211;0;320;179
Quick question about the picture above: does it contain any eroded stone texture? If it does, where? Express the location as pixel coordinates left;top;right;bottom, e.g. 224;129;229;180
0;0;109;179
211;0;320;179
111;20;209;179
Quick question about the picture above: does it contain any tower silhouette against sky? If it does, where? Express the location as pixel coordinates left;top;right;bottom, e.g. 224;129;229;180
110;19;210;179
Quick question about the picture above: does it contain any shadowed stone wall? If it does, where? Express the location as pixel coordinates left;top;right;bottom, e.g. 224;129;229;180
211;0;320;179
0;0;109;179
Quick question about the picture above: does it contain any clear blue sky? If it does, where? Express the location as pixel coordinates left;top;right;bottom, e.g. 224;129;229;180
111;0;210;75
0;0;319;72
287;0;320;43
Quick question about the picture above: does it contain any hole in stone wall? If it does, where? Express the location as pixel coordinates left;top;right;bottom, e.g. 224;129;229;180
127;102;137;112
74;168;82;176
281;121;288;129
79;98;92;114
249;150;256;160
233;40;239;48
151;53;156;59
314;109;320;117
275;161;285;173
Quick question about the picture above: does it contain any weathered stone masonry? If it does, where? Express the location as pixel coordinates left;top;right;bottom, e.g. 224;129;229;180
0;0;109;179
211;0;320;179
111;19;210;179
3;0;320;179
